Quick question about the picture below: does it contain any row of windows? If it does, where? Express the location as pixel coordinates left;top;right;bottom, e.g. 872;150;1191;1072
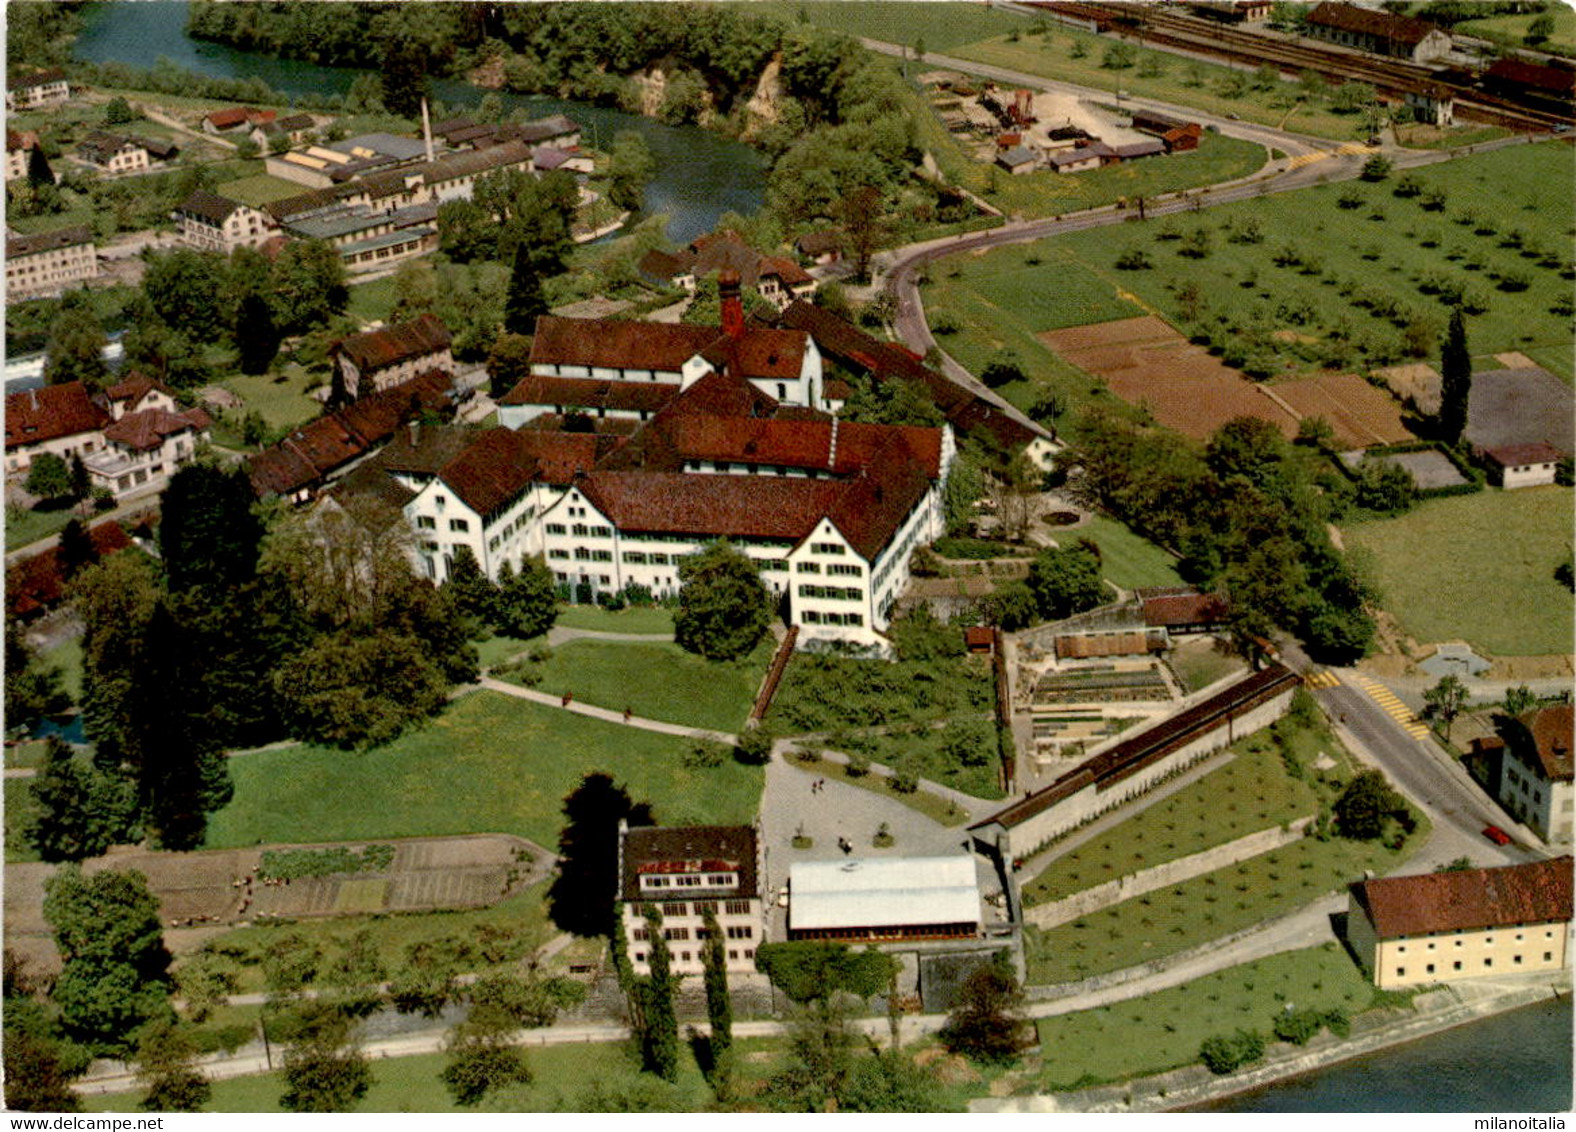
572;524;613;538
573;548;614;562
1396;929;1555;952
643;899;752;917
798;584;863;602
796;562;820;574
810;542;844;556
642;873;735;891
633;947;753;964
827;563;863;577
803;611;862;626
1396;953;1552;978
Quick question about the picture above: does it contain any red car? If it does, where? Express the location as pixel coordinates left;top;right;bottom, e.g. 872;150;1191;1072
1483;825;1512;846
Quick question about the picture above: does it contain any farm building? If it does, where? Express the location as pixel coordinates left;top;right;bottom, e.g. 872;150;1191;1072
787;857;981;942
996;146;1040;174
1479;443;1563;490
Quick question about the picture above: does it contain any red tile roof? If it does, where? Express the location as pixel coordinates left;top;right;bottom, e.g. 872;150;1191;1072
620;825;758;901
1518;704;1574;783
1306;1;1444;45
436;428;538;516
529;316;718;374
1484;442;1565;468
333;313;452;374
1351;857;1573;939
698;326;808;380
509;430;605;485
204;107;251;129
248;371;453;498
103;407;211;451
1486;57;1576;96
5;382;109;451
1139;588;1228;628
7;522;135;619
659;416;942;478
105;373;175;414
499;375;680;414
660;370;779;420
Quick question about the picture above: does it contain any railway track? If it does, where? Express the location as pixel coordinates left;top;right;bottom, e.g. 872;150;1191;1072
1028;2;1571;132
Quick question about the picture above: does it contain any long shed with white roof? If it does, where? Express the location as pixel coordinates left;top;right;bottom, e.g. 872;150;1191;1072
788;856;981;942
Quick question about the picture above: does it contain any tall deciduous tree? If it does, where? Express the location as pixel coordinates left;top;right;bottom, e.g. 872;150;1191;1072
24;452;72;500
1423;673;1469;741
546;773;654;937
143;249;231;342
4;619;70;733
939;955;1031;1065
269;239;348;336
833;184;887;281
42;865;173;1053
485;332;533;398
674;540;772;662
27;738;128;863
279;1005;372;1113
1026;545;1106;621
492;557;558;640
1438;305;1471;446
1333;769;1405;841
442;546;497;630
607;131;655;213
134;1020;210;1112
43;297;108;390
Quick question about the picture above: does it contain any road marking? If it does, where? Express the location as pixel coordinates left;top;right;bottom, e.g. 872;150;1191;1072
1304;669;1340;688
1286;151;1330;169
1350;676;1432;739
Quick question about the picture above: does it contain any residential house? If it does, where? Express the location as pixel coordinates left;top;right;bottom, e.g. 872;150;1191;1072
787;857;980;942
203;107;276;135
618;822;764;976
330;314;454;403
7;522;135;623
1496;705;1574;846
84;399;212;500
637;230;817;311
140;137;181;164
401;427;544;583
6;129;49;183
5;381;109;477
1480;443;1563;490
7;68;69;112
5;226;98;299
1346;857;1572;989
174;190;277;253
248;371;458;503
795;229;843;266
1303;2;1453;62
76;132;150;174
250;113;316;150
1404;86;1455;127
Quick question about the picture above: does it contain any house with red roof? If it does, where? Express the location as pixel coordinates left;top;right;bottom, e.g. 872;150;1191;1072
638;229;817;311
501;274;827;424
203;106;276;135
1496;704;1574;846
329;313;454;402
1303;1;1452;62
80;374;212;498
1480;442;1563;490
1347;857;1572;989
5;381;110;478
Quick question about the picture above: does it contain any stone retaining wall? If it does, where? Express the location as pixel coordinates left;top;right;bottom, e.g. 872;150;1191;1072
1026;817;1314;929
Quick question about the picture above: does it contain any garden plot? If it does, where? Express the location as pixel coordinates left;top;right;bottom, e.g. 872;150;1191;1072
1270;372;1414;448
1042;316;1298;440
1340;448;1467;491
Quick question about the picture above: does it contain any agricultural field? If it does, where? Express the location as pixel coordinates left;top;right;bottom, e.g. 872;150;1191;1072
1035;945;1380;1089
924;143;1575;434
1343;485;1575;657
758;1;1027;51
203;690;765;850
1455;5;1576;57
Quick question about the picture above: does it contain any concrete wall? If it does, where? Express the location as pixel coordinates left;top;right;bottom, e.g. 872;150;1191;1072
1003;686;1296;861
1027;817;1313;929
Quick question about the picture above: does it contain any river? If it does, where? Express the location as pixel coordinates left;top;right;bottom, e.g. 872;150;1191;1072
1192;996;1573;1113
71;0;766;245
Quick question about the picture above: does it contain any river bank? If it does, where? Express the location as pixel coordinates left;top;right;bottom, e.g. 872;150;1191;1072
975;973;1571;1112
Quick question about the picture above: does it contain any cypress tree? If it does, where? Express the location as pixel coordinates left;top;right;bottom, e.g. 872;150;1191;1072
1438;305;1471;446
640;905;679;1082
503;239;546;336
701;910;733;1094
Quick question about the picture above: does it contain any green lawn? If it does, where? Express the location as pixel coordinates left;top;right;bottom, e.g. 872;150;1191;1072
179;882;555;997
38;635;84;704
221;365;326;431
347;275;400;325
1023;808;1426;984
554;604;675;636
3;741;50;771
5;506;73;553
517;637;771;733
475;633;540;670
1456;7;1576;57
216;173;309;207
203;690;765;850
1036;945;1378;1089
760;1;1029;51
1168;638;1247;695
1021;740;1320;906
1073;515;1185;590
1343;485;1575;656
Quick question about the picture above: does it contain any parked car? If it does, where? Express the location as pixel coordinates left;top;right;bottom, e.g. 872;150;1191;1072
1483;825;1512;846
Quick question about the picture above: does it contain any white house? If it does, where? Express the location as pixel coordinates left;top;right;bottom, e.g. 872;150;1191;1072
1496;705;1574;847
1481;443;1562;490
79;374;211;498
5;382;109;478
619;822;764;977
7;68;69;111
5;226;98;299
76;132;150;174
